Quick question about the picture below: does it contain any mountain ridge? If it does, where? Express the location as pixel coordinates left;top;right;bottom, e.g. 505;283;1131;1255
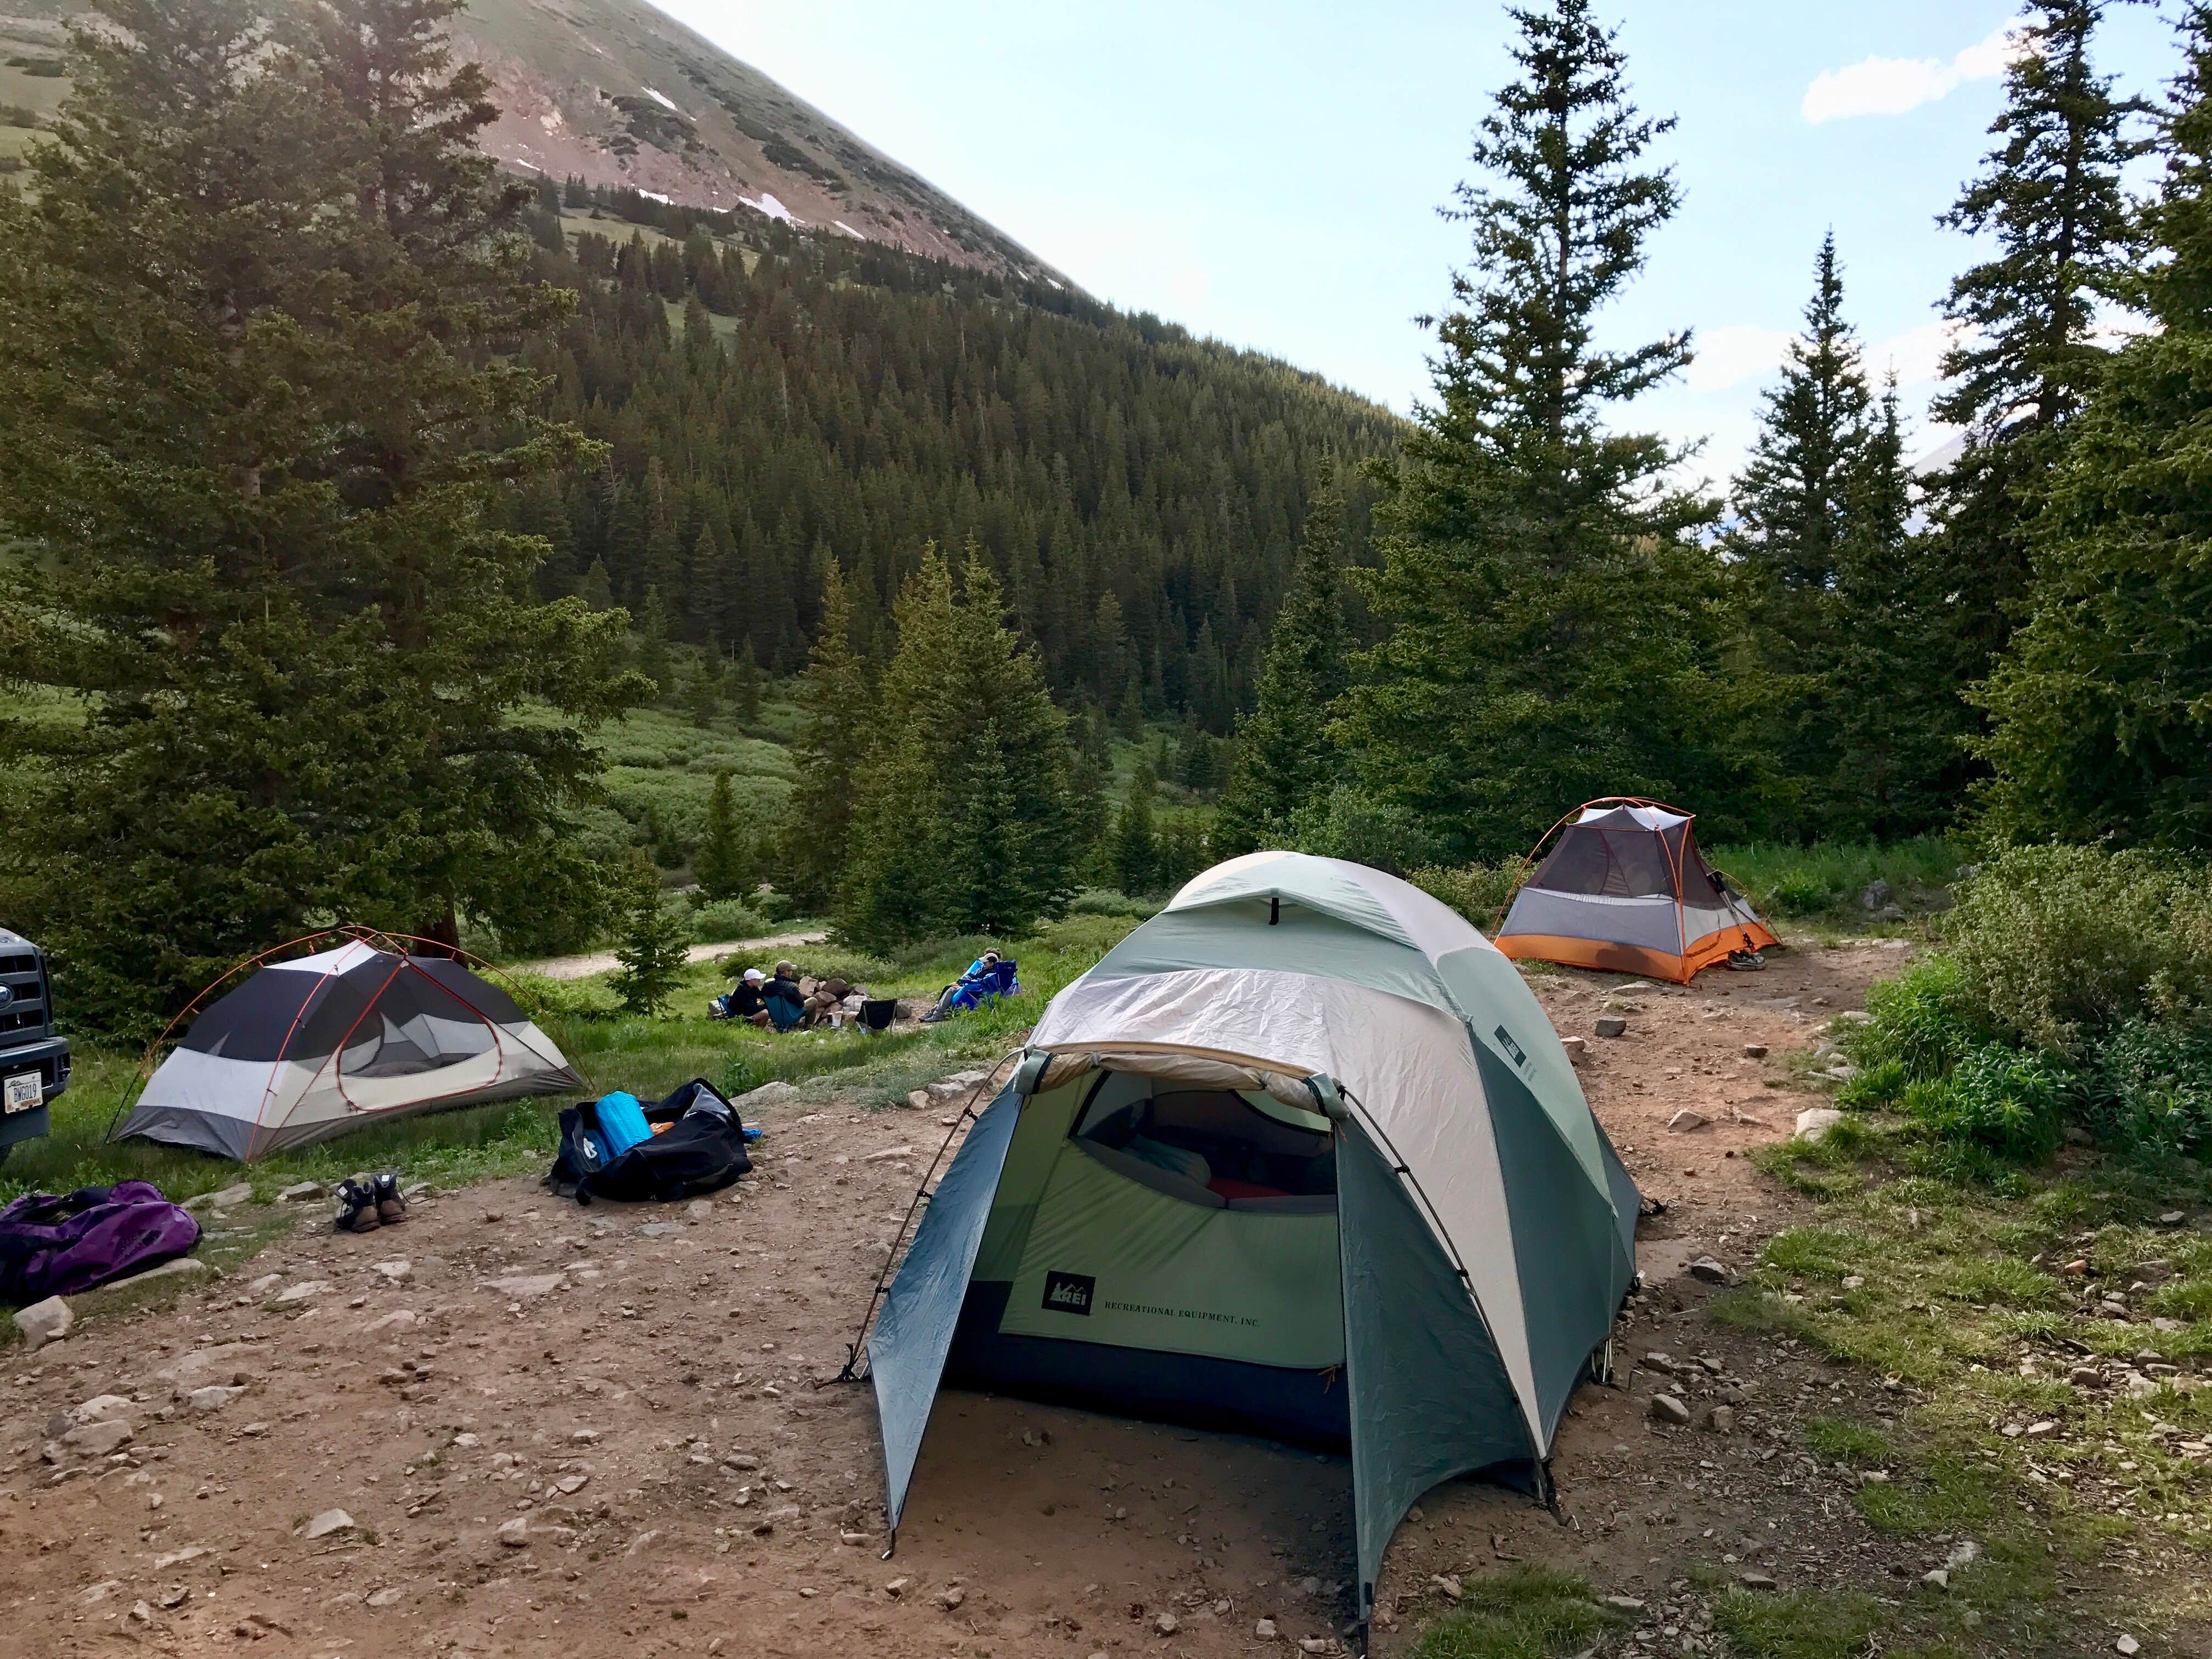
0;0;1070;285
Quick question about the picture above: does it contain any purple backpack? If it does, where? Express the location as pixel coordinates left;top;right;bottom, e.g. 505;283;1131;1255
0;1181;201;1304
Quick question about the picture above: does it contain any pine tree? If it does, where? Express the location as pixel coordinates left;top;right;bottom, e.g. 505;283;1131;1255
838;547;1081;945
1931;0;2148;678
733;641;764;724
1216;488;1351;855
1825;385;1967;836
695;770;753;901
635;584;673;692
782;563;873;911
609;859;691;1016
1731;235;1875;604
1113;760;1161;895
1333;0;1756;860
0;0;644;1031
1976;4;2212;848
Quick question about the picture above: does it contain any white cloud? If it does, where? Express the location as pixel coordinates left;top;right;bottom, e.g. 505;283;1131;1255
1685;323;1796;392
1802;20;2032;123
1867;318;1968;386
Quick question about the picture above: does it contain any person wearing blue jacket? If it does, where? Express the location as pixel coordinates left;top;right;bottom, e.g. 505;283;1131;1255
920;951;1005;1024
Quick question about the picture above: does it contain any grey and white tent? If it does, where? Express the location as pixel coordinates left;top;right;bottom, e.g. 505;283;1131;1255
116;939;578;1161
867;853;1638;1620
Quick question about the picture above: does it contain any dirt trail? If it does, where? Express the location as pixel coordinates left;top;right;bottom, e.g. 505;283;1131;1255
0;940;1918;1658
520;932;828;983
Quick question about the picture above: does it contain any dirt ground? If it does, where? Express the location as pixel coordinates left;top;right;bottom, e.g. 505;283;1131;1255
0;939;1939;1659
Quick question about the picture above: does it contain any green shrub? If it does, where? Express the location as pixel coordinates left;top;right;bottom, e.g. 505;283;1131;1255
2077;1020;2212;1156
686;896;769;943
1706;836;1961;921
1838;955;1984;1084
1946;843;2212;1058
1901;1043;2067;1161
1290;786;1444;876
1409;861;1526;928
1066;888;1160;921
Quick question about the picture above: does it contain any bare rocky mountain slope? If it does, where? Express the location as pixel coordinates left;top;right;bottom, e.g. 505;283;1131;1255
0;0;1066;283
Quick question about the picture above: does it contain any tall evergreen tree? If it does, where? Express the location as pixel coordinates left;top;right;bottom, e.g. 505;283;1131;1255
1216;489;1351;855
838;548;1081;945
1930;0;2148;678
782;562;872;911
1824;385;1967;836
1113;760;1161;896
1977;4;2212;848
1335;0;1760;859
1731;235;1874;605
0;0;642;1030
695;771;752;901
1726;238;1961;834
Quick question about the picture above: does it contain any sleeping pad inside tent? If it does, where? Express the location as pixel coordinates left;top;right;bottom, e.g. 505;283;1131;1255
865;853;1640;1622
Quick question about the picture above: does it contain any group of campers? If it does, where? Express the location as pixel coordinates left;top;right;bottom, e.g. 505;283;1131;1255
709;950;1018;1033
711;959;862;1030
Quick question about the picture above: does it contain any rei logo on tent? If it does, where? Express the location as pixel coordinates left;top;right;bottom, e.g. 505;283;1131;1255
1042;1271;1095;1316
1492;1025;1528;1069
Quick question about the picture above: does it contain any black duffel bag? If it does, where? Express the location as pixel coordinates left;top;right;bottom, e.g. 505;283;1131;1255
549;1077;752;1205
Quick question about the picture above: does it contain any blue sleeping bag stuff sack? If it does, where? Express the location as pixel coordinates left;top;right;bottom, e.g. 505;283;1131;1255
591;1091;652;1158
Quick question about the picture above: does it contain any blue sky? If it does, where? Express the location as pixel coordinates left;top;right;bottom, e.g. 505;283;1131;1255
656;1;2181;486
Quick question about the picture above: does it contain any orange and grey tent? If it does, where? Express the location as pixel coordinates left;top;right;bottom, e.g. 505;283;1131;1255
1494;799;1776;984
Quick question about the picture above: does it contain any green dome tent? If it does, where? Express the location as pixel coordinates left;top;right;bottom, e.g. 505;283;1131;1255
866;853;1639;1620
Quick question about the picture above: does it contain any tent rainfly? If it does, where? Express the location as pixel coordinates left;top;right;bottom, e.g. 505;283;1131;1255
1495;798;1778;984
115;938;579;1161
865;853;1638;1623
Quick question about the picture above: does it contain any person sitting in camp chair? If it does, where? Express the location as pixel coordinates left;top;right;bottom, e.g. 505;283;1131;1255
709;968;774;1027
761;962;809;1032
919;951;1015;1024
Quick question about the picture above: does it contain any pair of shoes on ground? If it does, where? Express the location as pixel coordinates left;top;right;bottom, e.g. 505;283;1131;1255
334;1172;407;1233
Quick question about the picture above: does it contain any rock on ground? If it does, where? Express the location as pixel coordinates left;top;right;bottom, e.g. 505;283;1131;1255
13;1295;71;1349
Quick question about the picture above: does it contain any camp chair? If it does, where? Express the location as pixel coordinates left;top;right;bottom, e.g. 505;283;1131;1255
857;998;898;1034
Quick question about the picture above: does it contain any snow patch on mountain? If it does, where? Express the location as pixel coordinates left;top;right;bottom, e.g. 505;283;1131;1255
744;193;801;226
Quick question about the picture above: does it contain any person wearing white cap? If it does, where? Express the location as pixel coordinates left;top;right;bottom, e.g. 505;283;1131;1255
728;967;772;1027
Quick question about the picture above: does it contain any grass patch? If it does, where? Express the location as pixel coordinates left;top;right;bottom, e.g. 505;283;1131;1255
1706;836;1962;926
1805;1414;1893;1464
1714;1587;1888;1659
1409;1568;1619;1659
1737;1135;2212;1556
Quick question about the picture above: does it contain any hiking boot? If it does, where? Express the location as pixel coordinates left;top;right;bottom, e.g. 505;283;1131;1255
372;1171;408;1226
334;1178;380;1233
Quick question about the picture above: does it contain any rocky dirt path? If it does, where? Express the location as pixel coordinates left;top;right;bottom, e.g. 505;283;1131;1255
0;940;1921;1658
520;932;829;982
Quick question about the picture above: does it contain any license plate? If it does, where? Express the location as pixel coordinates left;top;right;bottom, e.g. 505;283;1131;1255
3;1071;41;1113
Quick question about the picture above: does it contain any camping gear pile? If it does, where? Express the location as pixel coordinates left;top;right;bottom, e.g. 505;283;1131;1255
114;933;579;1161
1496;798;1777;983
0;1181;200;1304
860;852;1637;1627
546;1077;756;1205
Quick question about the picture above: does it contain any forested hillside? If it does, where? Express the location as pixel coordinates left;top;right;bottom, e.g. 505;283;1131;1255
508;184;1403;730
